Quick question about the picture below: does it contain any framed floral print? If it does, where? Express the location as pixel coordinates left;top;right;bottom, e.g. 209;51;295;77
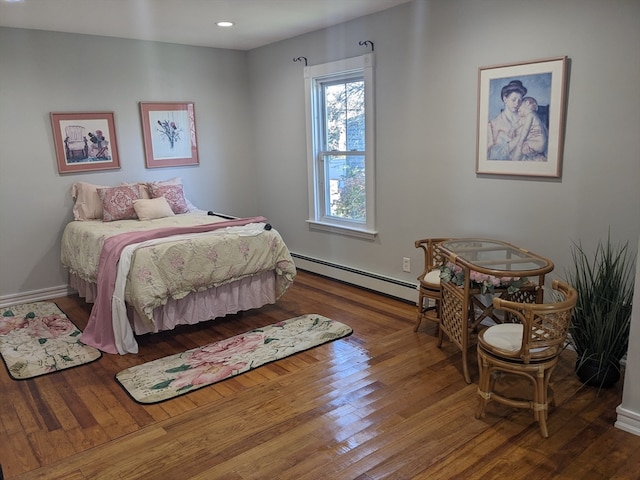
140;102;199;168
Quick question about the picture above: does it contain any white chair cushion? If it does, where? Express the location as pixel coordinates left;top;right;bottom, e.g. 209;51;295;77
483;323;549;354
483;323;523;352
421;269;441;287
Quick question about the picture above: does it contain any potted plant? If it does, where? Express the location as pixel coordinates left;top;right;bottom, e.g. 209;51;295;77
565;233;635;388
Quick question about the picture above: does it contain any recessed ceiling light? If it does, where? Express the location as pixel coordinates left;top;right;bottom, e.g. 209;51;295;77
216;21;234;27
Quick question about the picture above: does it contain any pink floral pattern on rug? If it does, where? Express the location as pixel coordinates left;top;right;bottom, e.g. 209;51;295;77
0;302;101;379
116;314;353;404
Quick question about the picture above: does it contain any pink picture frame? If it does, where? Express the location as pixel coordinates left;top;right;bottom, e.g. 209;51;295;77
51;112;121;174
140;102;199;168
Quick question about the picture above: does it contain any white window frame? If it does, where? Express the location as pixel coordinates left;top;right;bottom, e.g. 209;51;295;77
304;53;377;240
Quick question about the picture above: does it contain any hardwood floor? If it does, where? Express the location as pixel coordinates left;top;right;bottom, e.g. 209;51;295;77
1;270;638;479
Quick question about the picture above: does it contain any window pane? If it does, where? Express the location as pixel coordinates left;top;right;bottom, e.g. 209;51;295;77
324;154;366;222
323;80;365;151
304;53;375;237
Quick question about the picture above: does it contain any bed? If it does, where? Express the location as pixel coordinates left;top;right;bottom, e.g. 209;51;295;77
61;179;296;354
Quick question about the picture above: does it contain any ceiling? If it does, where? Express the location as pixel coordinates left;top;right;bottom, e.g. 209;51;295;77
0;0;413;51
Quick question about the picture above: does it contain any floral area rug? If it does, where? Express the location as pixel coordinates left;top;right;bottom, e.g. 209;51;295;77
116;314;353;404
0;301;101;380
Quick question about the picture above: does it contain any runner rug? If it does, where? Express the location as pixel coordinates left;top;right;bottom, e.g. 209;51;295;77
0;301;101;380
116;314;353;404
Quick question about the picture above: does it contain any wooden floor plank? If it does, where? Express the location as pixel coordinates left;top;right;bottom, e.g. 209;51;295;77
1;270;639;479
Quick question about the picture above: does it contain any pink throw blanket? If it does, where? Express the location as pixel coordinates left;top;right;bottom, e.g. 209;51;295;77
81;216;267;354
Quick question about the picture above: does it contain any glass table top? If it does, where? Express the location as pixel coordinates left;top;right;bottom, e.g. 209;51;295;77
438;238;554;275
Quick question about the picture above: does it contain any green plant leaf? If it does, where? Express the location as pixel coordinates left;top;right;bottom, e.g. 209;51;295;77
565;232;635;371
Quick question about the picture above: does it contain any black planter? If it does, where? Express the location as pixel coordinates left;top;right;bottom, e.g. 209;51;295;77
576;359;621;388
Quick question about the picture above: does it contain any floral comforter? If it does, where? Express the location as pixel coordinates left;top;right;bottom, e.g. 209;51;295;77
60;212;296;324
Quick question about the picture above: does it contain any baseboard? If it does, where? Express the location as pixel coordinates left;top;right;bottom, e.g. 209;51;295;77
291;252;418;303
0;284;75;309
0;256;418;309
615;405;640;437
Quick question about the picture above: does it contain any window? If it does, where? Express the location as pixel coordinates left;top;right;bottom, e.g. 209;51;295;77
304;53;376;239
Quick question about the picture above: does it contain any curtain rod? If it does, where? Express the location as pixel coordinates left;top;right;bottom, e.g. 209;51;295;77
293;41;374;66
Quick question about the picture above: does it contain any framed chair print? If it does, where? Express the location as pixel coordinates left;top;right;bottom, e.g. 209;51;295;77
140;102;199;168
476;56;568;178
51;112;121;174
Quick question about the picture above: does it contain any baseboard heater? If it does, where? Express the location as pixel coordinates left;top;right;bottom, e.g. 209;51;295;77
290;252;417;303
0;255;419;308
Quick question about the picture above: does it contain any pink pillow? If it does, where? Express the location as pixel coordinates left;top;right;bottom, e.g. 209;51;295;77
148;184;189;214
97;185;141;222
120;182;151;199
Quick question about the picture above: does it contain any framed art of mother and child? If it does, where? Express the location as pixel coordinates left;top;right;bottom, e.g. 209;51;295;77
476;56;568;178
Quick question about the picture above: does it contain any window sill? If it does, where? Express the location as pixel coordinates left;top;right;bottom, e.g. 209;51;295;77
306;220;378;240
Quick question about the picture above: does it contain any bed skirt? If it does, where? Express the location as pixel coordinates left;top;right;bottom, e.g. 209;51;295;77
70;271;277;335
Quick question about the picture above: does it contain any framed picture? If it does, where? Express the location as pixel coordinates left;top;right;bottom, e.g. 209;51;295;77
51;112;120;174
140;102;199;168
476;56;568;178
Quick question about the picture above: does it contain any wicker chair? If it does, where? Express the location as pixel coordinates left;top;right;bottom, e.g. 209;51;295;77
414;238;449;332
475;279;577;438
64;125;88;161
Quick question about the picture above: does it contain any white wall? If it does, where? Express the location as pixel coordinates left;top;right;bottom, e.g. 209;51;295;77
1;0;639;301
247;0;640;295
0;29;257;298
616;238;640;435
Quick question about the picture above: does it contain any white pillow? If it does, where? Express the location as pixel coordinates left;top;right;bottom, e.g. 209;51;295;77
133;197;176;221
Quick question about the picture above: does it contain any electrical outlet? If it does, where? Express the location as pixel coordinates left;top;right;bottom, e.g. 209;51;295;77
402;257;411;272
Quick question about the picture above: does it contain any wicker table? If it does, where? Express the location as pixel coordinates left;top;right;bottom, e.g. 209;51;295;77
436;239;554;383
